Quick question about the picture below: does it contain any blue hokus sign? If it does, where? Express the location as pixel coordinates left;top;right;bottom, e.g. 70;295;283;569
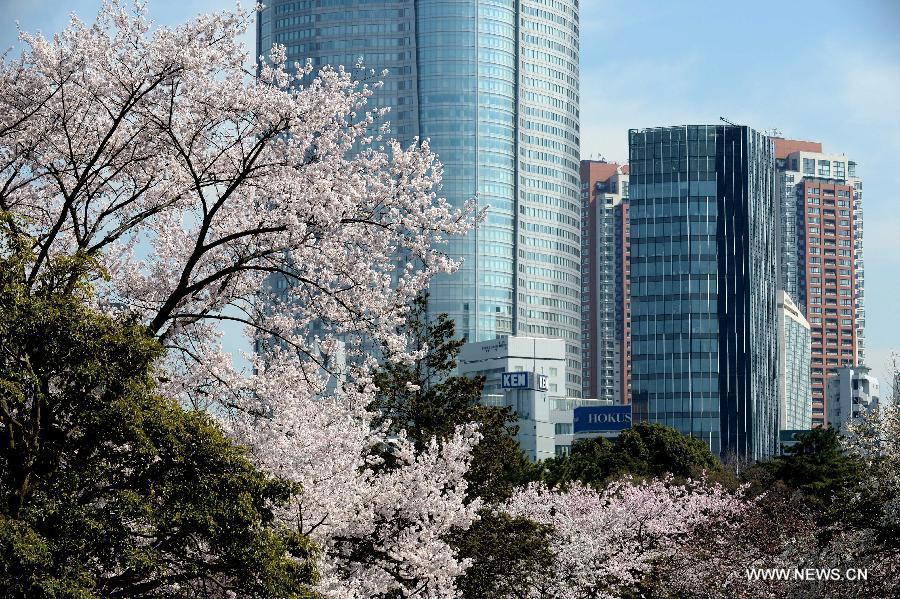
573;405;633;434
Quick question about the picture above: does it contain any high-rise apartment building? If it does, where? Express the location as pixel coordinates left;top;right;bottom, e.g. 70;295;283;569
580;160;630;403
778;291;812;431
628;125;779;460
774;138;864;427
258;0;583;396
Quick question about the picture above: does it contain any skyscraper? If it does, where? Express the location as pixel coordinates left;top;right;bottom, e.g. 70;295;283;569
580;160;631;404
778;291;812;431
258;1;583;396
628;125;779;460
773;138;864;427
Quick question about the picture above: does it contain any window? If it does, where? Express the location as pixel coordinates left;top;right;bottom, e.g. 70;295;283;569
834;161;845;179
818;161;831;177
554;423;572;435
803;158;816;175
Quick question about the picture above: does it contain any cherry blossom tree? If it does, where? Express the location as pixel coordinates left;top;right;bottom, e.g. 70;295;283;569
504;476;749;598
0;1;482;596
658;487;818;599
837;403;900;595
228;357;482;598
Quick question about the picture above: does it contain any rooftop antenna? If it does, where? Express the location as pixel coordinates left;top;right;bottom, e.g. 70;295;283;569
719;116;737;127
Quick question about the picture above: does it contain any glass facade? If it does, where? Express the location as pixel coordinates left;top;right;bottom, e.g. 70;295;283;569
628;125;779;460
779;291;812;431
258;0;581;395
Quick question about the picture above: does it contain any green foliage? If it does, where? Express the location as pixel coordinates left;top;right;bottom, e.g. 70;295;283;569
0;243;317;599
541;422;727;489
762;427;864;513
465;406;541;504
452;510;553;599
372;293;482;446
372;292;537;502
371;293;548;597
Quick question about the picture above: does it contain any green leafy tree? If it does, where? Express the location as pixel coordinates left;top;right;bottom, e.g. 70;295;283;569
372;292;485;445
372;292;537;500
371;292;545;598
542;422;728;489
0;234;316;599
762;427;863;511
451;512;553;599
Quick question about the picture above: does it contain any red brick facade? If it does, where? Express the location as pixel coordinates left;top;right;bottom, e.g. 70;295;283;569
580;160;630;403
801;179;858;425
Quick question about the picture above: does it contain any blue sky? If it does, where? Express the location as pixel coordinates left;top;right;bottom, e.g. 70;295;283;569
578;0;900;384
2;0;898;383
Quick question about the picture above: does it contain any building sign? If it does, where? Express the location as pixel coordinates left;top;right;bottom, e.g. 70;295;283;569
501;371;549;391
573;405;633;433
501;372;530;389
478;337;509;356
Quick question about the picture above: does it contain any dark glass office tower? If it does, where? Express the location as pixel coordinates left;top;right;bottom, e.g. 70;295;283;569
258;1;583;396
628;125;779;460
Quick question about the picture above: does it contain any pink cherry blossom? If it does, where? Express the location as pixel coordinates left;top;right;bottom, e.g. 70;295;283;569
504;476;749;598
0;2;482;596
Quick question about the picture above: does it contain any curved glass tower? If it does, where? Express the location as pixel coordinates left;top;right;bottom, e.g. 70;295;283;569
258;0;582;396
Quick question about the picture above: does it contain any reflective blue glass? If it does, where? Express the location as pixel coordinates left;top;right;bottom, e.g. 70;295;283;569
628;125;779;460
259;0;582;395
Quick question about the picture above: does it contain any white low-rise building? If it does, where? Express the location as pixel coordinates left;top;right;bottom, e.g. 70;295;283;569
459;336;565;460
550;397;612;456
459;335;633;460
826;365;880;435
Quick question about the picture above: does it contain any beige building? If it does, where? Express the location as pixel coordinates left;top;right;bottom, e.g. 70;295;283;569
778;291;812;431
